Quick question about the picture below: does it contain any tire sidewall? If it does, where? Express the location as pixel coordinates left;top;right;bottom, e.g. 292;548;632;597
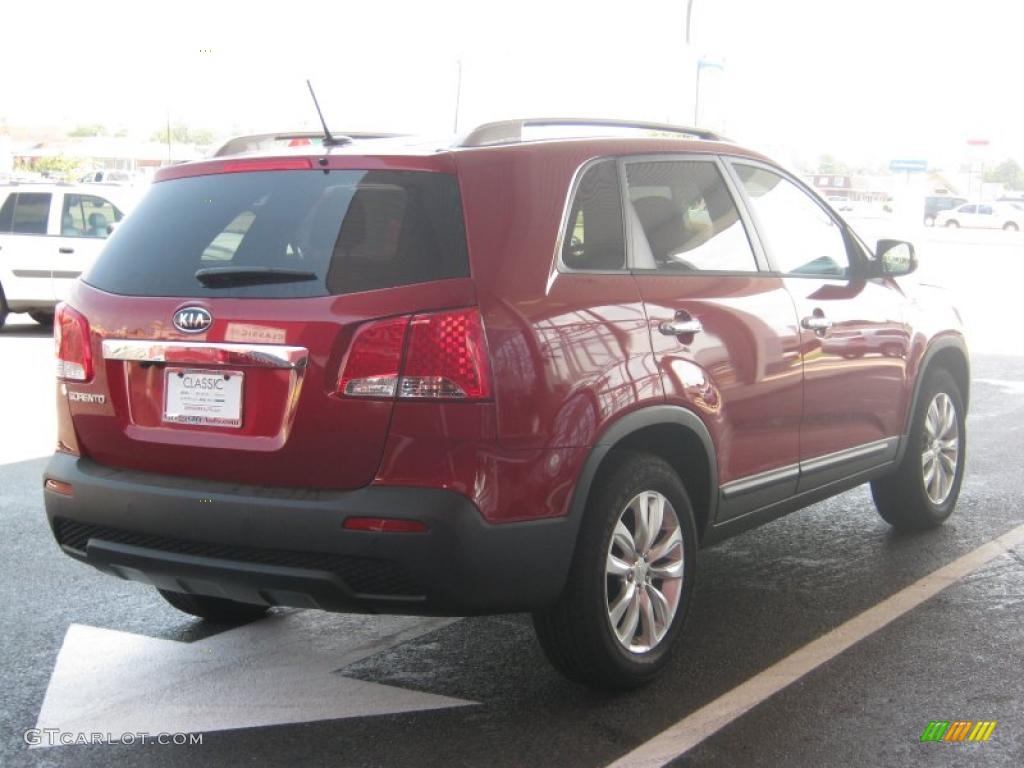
580;455;697;679
907;370;966;521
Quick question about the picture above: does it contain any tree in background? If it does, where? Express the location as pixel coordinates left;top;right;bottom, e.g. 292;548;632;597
68;124;106;137
17;156;83;180
151;123;216;146
984;159;1024;191
817;154;850;175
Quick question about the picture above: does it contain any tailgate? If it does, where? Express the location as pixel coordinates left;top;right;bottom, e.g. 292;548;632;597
58;162;472;490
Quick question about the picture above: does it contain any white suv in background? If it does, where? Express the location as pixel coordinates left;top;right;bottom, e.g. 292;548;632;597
934;201;1023;231
0;184;138;329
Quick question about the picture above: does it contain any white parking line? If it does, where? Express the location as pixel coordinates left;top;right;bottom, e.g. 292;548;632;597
607;522;1024;768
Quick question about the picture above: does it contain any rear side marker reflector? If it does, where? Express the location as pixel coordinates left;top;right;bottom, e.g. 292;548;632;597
44;479;74;497
337;308;492;401
343;517;429;533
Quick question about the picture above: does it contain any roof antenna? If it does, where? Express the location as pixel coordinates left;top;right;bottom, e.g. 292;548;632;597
306;79;348;146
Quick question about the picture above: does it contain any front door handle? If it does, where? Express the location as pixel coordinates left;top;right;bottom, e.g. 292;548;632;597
58;247;75;254
801;314;833;332
659;318;703;336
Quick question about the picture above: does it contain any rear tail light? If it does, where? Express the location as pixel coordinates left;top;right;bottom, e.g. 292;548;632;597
55;303;93;382
400;308;492;399
337;308;492;401
338;316;409;398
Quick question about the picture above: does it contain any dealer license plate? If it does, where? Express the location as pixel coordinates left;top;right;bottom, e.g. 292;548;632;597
163;368;244;428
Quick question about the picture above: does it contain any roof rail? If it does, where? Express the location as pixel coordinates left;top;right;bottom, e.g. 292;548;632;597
458;118;724;148
212;131;406;157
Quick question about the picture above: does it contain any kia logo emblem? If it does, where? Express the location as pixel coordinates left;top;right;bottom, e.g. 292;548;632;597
172;307;213;334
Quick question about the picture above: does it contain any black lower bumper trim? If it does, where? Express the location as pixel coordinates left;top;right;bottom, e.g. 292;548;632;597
43;453;581;615
53;518;419;598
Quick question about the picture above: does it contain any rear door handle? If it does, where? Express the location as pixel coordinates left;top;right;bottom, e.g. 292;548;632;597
801;315;833;332
659;318;703;336
58;247;75;254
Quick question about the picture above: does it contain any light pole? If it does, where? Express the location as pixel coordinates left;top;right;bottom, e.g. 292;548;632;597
694;58;723;126
453;59;463;133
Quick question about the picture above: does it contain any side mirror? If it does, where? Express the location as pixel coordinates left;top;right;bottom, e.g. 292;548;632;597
876;239;917;277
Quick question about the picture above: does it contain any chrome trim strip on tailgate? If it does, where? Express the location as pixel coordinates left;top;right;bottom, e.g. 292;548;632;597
102;340;308;369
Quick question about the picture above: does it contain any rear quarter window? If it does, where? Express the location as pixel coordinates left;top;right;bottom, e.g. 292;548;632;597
85;169;469;298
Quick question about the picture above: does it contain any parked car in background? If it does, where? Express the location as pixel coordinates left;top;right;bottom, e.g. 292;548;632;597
78;169;133;184
0;183;139;328
43;118;968;689
934;201;1022;231
923;195;967;226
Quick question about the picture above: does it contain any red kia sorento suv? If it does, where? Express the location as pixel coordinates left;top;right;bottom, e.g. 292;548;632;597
43;118;969;689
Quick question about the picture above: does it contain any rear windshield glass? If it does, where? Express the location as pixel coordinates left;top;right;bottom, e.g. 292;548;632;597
85;170;468;298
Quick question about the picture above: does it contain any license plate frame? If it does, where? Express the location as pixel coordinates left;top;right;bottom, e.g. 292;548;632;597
163;368;244;428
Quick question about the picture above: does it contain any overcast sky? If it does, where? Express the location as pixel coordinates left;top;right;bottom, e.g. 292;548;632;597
1;0;1021;169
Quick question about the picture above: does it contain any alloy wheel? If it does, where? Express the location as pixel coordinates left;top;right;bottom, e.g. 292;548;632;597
605;491;684;653
921;392;959;505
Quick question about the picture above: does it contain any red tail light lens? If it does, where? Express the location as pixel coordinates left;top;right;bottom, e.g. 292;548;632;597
55;303;93;382
400;308;492;400
337;308;492;401
337;316;410;397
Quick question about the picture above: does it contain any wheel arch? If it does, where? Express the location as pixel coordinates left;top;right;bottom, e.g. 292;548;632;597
898;335;970;463
566;406;719;549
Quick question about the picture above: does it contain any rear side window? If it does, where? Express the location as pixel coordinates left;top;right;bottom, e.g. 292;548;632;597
561;160;625;271
0;192;52;234
625;160;757;272
85;170;468;298
61;194;124;237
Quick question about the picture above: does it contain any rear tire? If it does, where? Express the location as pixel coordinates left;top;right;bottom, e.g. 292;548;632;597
1004;222;1019;232
532;451;697;690
157;589;270;622
945;220;959;228
871;368;965;531
29;311;54;326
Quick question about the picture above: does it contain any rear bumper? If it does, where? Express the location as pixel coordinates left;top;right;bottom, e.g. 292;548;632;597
43;453;578;615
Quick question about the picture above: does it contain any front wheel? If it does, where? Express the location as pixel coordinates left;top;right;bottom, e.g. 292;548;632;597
1004;222;1019;232
533;452;697;689
29;311;54;326
158;589;269;622
871;368;965;530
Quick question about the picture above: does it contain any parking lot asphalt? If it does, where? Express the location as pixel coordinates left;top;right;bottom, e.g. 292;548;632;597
1;226;1022;767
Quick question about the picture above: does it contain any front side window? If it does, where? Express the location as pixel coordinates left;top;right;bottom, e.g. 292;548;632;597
561;159;626;271
733;165;850;277
625;160;757;272
1;193;52;235
61;194;123;237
